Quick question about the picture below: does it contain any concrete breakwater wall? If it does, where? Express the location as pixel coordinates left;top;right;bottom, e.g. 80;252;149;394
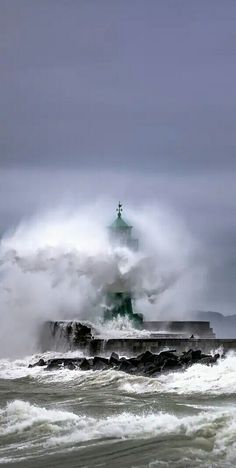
89;338;236;355
143;321;215;338
40;321;236;355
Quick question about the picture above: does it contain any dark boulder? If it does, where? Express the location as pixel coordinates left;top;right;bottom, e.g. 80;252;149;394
29;348;221;376
45;359;62;371
213;353;220;362
63;358;83;369
191;349;202;360
179;349;220;367
93;356;110;371
137;350;155;364
143;363;157;375
156;351;178;365
66;362;77;370
79;358;92;371
118;359;137;374
158;350;177;359
145;351;179;375
180;349;203;364
146;366;162;376
109;352;120;366
45;357;83;370
199;353;220;365
28;358;46;368
161;358;180;371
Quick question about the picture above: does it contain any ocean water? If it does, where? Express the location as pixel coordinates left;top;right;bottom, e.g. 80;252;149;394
0;352;236;467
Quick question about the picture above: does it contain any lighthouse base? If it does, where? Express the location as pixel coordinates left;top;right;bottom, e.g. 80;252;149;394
104;292;143;327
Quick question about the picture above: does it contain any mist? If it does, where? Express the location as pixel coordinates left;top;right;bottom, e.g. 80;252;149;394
0;202;206;357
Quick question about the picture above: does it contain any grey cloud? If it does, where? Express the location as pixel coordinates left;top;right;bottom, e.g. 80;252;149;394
1;0;236;170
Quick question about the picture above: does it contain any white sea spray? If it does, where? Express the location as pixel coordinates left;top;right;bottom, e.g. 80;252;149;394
0;398;235;465
120;352;236;396
0;204;205;358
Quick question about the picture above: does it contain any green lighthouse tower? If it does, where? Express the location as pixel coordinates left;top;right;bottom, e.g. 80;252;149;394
108;202;138;250
104;203;143;327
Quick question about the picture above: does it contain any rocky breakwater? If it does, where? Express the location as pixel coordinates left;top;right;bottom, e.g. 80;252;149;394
29;349;220;376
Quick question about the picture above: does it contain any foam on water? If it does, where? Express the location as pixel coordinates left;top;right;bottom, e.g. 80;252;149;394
0;400;78;436
0;399;236;465
1;353;236;466
0;357;44;380
47;408;232;447
120;353;236;396
0;350;89;381
0;354;122;385
159;352;236;395
1;352;236;395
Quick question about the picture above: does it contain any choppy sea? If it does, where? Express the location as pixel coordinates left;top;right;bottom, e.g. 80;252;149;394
0;351;236;467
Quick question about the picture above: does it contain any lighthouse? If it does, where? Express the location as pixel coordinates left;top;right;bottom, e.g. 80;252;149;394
108;202;138;250
104;203;143;327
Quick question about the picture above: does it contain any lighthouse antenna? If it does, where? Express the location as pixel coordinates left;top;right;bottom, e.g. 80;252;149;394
116;202;123;218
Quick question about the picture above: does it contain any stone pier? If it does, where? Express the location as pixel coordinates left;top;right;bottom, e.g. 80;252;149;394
88;337;236;355
40;320;236;356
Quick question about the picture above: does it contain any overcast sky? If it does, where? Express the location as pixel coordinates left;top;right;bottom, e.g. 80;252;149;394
0;0;236;313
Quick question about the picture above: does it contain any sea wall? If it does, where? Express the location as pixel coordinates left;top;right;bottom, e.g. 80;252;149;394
143;321;215;338
40;321;236;355
88;338;236;355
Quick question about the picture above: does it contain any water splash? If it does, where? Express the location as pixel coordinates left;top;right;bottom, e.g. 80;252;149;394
0;203;205;357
